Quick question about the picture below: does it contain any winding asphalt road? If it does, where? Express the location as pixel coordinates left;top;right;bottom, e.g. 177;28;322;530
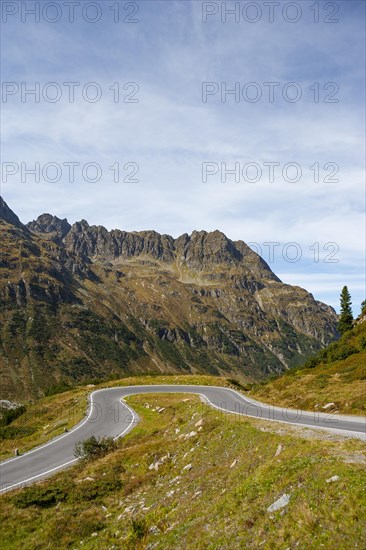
1;385;365;494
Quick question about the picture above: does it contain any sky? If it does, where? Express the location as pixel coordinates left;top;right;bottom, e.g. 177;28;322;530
1;0;365;312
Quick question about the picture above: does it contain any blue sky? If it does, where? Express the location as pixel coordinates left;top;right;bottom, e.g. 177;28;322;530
1;0;365;312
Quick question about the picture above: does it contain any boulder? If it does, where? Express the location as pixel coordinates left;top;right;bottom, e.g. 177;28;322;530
267;493;291;513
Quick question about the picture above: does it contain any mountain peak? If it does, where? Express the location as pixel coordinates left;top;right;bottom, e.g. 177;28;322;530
23;207;275;276
176;228;242;268
0;197;24;229
27;213;71;242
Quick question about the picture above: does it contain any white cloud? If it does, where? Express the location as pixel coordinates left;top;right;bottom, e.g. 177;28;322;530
1;0;364;311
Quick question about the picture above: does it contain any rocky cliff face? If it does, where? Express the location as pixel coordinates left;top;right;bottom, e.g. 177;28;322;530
27;213;71;243
0;198;339;400
0;197;25;229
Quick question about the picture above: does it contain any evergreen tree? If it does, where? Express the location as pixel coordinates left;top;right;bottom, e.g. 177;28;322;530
361;299;366;316
337;286;353;334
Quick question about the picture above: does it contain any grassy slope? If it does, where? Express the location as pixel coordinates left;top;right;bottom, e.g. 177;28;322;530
251;321;366;415
0;393;365;549
0;389;88;460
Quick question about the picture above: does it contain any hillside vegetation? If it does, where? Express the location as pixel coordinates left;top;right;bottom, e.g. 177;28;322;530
0;393;365;549
251;320;366;415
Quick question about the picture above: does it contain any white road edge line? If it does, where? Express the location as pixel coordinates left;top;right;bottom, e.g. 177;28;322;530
116;387;365;435
227;387;366;425
0;459;79;493
114;399;139;440
1;385;364;468
0;398;138;494
0;387;123;466
198;395;366;441
1;394;94;466
1;385;365;494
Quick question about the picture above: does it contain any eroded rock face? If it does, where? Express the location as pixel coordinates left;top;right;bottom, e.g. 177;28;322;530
174;230;242;267
0;197;25;229
62;222;176;263
27;216;281;279
0;197;339;400
27;214;71;242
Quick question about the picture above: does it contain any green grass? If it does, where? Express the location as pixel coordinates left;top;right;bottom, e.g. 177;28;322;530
251;321;366;415
0;393;365;549
0;388;88;460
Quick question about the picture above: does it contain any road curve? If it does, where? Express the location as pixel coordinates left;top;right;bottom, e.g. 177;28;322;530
1;385;365;494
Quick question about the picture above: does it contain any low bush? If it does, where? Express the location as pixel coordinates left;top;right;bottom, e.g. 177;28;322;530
226;378;246;390
12;470;123;509
303;357;321;369
44;382;71;396
303;342;358;369
0;426;36;441
0;406;26;427
70;472;123;503
74;435;117;461
12;479;72;509
359;336;366;350
128;517;149;546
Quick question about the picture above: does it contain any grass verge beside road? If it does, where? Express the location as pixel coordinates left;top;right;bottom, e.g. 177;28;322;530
0;375;229;460
0;393;365;549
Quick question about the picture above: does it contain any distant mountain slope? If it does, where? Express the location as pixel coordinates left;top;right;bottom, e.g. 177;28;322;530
0;197;338;400
251;319;366;414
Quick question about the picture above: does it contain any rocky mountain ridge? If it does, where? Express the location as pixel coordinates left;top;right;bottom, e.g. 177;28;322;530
0;198;339;400
27;213;279;277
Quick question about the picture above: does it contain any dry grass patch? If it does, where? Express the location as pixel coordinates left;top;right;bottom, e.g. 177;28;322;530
1;393;365;549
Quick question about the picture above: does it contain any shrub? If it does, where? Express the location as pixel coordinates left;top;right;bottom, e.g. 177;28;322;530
359;336;366;350
70;472;123;502
12;480;71;508
304;357;321;369
227;378;246;390
301;337;359;370
44;382;71;396
74;435;117;461
0;405;26;427
0;426;36;440
328;344;358;362
128;517;149;545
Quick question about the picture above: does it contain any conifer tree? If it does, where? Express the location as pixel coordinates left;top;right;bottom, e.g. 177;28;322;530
337;286;353;334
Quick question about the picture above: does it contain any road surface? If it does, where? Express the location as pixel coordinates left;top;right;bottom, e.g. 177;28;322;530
1;385;365;494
